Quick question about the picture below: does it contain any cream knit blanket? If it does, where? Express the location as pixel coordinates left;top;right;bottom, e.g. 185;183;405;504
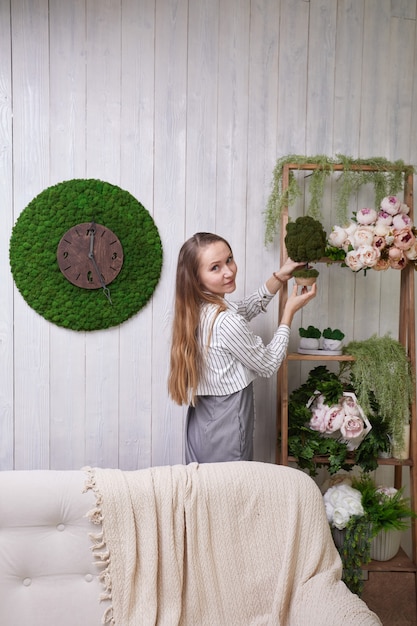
84;462;381;626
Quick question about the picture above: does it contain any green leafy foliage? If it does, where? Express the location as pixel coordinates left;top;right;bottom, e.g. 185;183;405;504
287;366;352;475
287;364;393;476
352;475;417;534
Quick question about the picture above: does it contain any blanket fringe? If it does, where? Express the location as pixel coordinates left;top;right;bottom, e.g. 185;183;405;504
83;467;114;625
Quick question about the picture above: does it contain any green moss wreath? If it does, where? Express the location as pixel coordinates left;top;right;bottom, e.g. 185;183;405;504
9;179;163;331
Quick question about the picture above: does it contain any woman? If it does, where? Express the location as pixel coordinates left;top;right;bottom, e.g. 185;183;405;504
168;232;316;463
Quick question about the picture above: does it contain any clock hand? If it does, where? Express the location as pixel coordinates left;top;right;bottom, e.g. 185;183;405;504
88;223;113;305
89;222;95;258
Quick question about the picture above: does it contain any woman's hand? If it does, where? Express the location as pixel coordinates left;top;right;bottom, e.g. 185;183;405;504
280;282;317;326
274;257;306;282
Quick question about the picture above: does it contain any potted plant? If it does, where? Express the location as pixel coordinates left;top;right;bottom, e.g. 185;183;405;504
351;474;417;561
323;474;416;595
298;325;321;350
284;215;327;285
322;327;345;351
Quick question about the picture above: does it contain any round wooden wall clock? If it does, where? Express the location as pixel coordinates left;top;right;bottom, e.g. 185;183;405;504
57;222;124;301
9;179;163;331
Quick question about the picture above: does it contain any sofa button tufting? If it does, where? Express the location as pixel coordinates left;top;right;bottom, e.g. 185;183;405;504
57;523;65;531
22;578;32;586
85;574;93;582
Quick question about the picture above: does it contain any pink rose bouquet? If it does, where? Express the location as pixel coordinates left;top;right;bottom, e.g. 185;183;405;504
327;195;415;273
307;391;370;450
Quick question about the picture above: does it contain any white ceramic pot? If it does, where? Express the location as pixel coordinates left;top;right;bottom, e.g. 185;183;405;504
370;529;402;561
322;338;343;351
299;337;320;350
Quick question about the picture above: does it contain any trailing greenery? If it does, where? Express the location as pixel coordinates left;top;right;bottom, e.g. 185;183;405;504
287;364;394;476
341;335;414;454
264;154;413;244
335;515;372;596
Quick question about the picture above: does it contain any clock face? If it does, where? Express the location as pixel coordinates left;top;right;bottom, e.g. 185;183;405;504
57;222;124;289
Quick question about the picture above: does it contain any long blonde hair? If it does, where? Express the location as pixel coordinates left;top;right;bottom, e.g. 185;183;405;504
168;233;231;405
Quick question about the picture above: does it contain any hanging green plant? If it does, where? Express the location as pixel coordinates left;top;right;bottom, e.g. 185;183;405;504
337;514;372;596
341;335;414;454
264;154;413;244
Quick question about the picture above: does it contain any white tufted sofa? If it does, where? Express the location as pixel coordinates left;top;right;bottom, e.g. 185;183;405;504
0;470;106;626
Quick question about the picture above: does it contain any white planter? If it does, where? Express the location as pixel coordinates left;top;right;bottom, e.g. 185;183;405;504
370;529;402;561
322;338;343;351
299;337;320;350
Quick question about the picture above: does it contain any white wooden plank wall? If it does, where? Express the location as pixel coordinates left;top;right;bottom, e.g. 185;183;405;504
1;0;417;473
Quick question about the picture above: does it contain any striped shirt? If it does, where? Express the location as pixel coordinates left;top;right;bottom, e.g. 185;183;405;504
197;283;290;396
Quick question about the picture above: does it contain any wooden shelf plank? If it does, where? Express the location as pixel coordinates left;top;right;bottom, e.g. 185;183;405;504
286;353;354;361
362;548;417;573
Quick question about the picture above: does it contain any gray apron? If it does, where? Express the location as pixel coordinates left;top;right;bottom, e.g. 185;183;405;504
185;382;254;463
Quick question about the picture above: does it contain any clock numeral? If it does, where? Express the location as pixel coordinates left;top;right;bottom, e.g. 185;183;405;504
111;252;118;260
87;271;94;283
63;251;69;259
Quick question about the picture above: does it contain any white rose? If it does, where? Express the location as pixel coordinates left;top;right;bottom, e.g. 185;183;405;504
328;225;347;248
393;213;413;230
356;208;377;225
345;223;357;236
332;506;351;530
324;405;345;433
342;494;364;517
374;221;390;237
380;195;401;215
399;202;410;215
358;244;380;268
353;226;374;248
340;415;364;439
405;242;417;260
341;395;360;416
345;249;365;271
377;211;393;226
